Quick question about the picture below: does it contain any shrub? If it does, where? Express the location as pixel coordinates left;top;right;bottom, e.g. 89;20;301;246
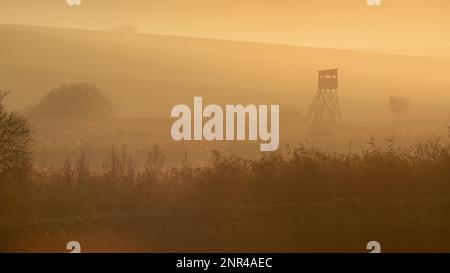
0;91;34;181
26;83;116;119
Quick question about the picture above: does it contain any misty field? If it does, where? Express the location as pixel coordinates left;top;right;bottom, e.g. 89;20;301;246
1;83;450;253
1;0;450;254
1;135;450;252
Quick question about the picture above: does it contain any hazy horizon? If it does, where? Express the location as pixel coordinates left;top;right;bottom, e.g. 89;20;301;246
1;0;449;122
1;0;450;56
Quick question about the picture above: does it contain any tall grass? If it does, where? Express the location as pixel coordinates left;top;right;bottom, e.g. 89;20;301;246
1;138;449;221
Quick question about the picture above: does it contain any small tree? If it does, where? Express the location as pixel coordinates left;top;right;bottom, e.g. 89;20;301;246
389;96;409;120
26;83;116;120
0;90;34;180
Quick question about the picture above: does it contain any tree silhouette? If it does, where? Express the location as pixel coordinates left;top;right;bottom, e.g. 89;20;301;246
389;96;409;120
26;83;116;120
0;90;33;179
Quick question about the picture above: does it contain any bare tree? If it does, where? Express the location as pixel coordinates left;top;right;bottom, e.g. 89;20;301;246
0;90;34;179
0;90;10;102
389;96;410;120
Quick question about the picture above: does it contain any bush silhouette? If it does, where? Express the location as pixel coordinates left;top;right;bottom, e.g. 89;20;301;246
26;83;116;119
0;91;33;180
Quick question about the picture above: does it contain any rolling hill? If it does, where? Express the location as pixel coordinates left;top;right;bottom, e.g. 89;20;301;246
0;23;449;122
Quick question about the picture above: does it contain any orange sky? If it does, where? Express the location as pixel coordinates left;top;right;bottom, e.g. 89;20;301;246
0;0;449;52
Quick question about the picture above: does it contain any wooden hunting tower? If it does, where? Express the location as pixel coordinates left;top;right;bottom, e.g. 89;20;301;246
307;69;342;124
